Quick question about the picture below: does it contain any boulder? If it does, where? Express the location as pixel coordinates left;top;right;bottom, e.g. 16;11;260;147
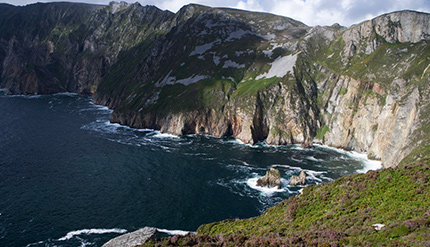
289;171;306;186
102;227;157;247
256;168;282;189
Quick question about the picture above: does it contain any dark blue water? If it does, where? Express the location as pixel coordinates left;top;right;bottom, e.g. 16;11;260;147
0;92;376;247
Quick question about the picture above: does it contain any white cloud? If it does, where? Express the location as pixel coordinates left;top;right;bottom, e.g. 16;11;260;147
3;0;430;27
141;0;430;26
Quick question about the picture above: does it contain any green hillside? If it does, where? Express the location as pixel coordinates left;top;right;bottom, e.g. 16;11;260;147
149;158;430;246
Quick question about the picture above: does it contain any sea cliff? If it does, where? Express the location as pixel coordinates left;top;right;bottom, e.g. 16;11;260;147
1;2;429;168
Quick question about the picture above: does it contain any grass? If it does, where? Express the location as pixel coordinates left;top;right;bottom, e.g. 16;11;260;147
148;158;430;246
315;124;329;140
233;77;281;97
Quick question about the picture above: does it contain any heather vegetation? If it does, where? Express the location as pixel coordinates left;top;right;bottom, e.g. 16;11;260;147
146;159;430;246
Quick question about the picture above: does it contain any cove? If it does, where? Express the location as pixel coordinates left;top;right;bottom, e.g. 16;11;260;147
0;93;379;247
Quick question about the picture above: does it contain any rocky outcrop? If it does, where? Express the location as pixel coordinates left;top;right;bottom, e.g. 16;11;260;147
0;2;174;94
341;10;430;59
102;227;157;247
318;74;421;167
257;168;282;189
289;171;306;186
79;8;430;168
1;3;429;168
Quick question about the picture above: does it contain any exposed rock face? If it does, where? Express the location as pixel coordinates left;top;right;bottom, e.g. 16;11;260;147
257;168;282;189
1;3;429;167
289;171;306;186
102;227;157;247
0;2;173;94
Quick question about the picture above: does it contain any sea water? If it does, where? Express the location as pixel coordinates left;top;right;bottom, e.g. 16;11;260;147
0;93;380;247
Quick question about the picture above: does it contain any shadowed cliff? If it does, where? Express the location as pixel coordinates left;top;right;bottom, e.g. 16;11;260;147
1;3;429;168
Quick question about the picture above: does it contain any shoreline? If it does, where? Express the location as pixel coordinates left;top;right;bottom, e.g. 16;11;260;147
102;114;383;173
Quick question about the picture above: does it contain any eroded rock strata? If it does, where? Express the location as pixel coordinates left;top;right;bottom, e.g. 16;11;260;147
1;2;429;167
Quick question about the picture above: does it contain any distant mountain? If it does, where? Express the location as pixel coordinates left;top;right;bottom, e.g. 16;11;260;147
1;2;429;168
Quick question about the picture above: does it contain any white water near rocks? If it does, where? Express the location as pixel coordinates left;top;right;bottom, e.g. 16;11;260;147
0;93;380;247
58;229;128;241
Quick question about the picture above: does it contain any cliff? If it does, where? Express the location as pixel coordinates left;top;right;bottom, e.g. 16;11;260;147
0;2;173;94
150;158;430;246
94;8;430;168
1;3;429;168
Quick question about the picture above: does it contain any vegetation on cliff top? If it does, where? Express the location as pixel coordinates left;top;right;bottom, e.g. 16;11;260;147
145;158;430;246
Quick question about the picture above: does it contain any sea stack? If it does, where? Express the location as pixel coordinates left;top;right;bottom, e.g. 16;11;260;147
289;171;307;186
256;168;282;189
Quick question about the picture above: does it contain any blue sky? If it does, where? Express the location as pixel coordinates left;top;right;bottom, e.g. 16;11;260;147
2;0;430;26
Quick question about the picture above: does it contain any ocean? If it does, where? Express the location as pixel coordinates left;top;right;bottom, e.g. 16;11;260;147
0;92;380;247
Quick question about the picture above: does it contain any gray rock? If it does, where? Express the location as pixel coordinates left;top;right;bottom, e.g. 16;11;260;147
257;168;282;189
102;227;157;247
289;171;306;186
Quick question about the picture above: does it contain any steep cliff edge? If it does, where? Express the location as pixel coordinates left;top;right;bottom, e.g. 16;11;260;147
95;8;429;168
149;158;430;246
311;10;430;167
1;3;429;168
0;2;173;94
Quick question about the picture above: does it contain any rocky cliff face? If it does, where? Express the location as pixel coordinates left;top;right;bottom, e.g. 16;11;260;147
0;2;173;94
1;3;429;167
312;11;430;167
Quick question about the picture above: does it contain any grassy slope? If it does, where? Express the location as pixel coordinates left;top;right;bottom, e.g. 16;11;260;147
147;158;430;246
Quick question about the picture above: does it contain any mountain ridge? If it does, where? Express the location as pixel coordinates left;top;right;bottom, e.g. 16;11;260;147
0;2;429;168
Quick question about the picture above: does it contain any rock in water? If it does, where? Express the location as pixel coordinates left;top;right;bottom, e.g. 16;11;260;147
289;171;306;186
256;168;282;189
102;227;157;247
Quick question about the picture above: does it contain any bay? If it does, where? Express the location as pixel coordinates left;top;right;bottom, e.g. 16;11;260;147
0;93;378;247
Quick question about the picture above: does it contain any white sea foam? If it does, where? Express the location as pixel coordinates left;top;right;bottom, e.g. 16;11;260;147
306;156;321;162
222;138;253;147
53;92;78;96
291;157;304;163
223;138;244;145
87;101;113;112
246;177;290;195
356;159;383;173
151;131;180;139
7;94;43;99
58;228;127;241
314;144;382;173
157;228;190;236
290;144;312;151
271;164;330;184
271;164;301;171
25;240;45;247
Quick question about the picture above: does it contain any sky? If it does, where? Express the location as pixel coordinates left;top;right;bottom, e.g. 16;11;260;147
2;0;430;27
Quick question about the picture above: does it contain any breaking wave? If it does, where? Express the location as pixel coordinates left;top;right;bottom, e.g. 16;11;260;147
58;228;127;241
157;229;191;236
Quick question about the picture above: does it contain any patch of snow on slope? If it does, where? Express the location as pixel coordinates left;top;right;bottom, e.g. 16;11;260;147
256;53;299;79
222;60;245;68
